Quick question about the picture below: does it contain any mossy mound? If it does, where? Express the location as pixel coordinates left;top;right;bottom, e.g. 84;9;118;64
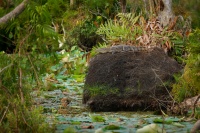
83;47;182;111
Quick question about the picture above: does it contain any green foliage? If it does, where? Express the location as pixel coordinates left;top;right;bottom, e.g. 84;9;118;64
70;121;81;125
104;125;120;130
55;113;194;132
173;0;200;28
96;13;142;45
0;0;69;131
41;46;86;92
126;0;145;14
172;76;189;102
90;42;108;57
89;114;105;122
156;28;187;61
79;19;98;38
104;125;121;130
96;12;187;62
0;7;7;17
52;46;87;75
67;0;119;49
0;106;54;132
86;85;119;97
172;29;200;101
153;118;173;124
0;52;55;132
84;0;118;18
74;18;104;49
189;107;200;119
117;13;140;26
63;127;77;133
0;0;70;54
170;34;186;59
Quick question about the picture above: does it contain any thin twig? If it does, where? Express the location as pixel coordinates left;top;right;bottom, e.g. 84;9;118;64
151;68;178;114
13;106;19;132
0;63;13;74
88;10;108;19
190;94;200;118
150;95;168;109
21;111;32;129
151;68;175;102
17;26;34;104
19;44;24;103
27;54;41;86
0;103;10;124
0;85;12;98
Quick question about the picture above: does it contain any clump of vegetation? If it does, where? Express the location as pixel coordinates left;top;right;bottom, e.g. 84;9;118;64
96;12;187;60
0;0;199;132
172;29;200;102
0;105;54;132
96;13;142;45
173;0;200;28
90;42;107;57
0;53;55;132
104;124;121;130
84;0;119;18
63;127;77;133
89;114;105;122
0;0;67;131
86;85;120;97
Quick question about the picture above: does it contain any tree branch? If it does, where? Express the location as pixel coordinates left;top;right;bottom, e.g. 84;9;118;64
0;0;29;25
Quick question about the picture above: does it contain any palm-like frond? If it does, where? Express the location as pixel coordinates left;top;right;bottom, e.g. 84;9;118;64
117;13;140;26
90;42;107;57
96;13;141;44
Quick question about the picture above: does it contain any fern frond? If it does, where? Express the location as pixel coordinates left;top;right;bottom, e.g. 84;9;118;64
117;13;140;26
96;19;130;43
90;42;108;57
96;13;142;44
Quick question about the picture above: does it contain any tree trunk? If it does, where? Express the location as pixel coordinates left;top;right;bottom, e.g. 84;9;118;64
119;0;126;13
70;0;76;9
142;0;174;26
0;0;3;7
0;0;29;25
158;0;174;26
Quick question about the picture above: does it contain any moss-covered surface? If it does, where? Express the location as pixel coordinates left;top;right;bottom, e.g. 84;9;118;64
83;48;182;111
85;85;120;97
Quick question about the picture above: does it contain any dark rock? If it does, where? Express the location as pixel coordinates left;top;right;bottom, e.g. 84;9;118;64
83;47;182;111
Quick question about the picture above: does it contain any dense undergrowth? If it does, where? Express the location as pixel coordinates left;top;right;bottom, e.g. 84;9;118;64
0;0;200;132
172;29;200;102
0;52;55;132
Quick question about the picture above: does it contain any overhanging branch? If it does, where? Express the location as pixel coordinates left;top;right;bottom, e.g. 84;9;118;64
0;0;29;25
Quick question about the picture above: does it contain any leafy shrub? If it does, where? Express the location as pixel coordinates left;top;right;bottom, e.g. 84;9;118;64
0;105;54;133
84;0;118;18
0;0;67;131
172;29;200;101
96;12;187;61
0;52;55;132
96;13;142;45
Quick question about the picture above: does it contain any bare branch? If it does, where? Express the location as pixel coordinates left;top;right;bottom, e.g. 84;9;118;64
0;0;29;25
0;63;13;74
0;103;10;124
151;68;175;102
